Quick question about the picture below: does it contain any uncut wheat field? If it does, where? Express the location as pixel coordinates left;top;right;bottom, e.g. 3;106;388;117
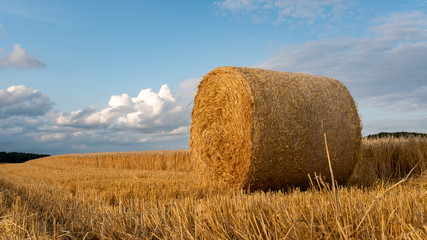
0;137;426;240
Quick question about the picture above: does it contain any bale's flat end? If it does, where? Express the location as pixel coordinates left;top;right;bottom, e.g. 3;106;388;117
190;67;254;188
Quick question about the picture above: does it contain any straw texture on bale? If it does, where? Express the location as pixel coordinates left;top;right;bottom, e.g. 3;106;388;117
190;66;361;190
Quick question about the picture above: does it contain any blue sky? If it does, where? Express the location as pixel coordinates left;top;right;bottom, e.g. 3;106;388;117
0;0;426;154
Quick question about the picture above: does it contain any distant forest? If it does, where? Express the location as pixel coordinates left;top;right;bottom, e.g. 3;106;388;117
0;152;50;163
366;131;427;139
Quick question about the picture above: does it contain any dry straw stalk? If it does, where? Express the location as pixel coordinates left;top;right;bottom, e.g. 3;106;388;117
190;66;361;190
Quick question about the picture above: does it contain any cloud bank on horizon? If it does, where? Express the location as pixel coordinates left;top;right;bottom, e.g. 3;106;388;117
0;84;193;154
0;1;426;154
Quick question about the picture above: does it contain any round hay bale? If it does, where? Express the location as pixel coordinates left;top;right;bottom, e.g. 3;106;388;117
190;66;361;190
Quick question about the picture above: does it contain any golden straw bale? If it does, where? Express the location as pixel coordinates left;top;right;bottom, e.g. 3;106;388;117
190;66;361;190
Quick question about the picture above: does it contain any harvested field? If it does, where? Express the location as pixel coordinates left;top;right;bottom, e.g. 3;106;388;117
35;150;191;171
0;137;426;239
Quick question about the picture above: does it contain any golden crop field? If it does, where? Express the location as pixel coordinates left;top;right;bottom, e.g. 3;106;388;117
0;137;426;239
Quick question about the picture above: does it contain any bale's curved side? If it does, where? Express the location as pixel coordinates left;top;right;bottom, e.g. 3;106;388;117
190;66;361;190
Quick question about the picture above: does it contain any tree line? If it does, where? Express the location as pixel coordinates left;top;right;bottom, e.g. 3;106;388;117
0;152;50;163
366;131;427;139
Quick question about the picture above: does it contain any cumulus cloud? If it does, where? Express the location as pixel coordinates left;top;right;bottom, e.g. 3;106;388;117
215;0;351;23
36;132;66;142
0;85;54;118
0;116;45;136
0;44;46;69
0;85;56;153
0;83;193;154
55;84;189;132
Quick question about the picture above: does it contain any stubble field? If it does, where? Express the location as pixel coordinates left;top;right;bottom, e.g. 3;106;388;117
0;137;426;239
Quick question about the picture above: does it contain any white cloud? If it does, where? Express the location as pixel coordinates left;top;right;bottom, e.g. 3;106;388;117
257;10;427;134
108;93;132;107
55;84;190;132
0;85;54;118
215;0;351;23
36;132;66;142
360;86;427;112
169;126;190;134
158;84;175;101
0;113;54;154
371;11;427;41
259;11;427;110
84;108;117;126
0;83;193;154
0;44;46;69
0;116;42;135
54;107;95;126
